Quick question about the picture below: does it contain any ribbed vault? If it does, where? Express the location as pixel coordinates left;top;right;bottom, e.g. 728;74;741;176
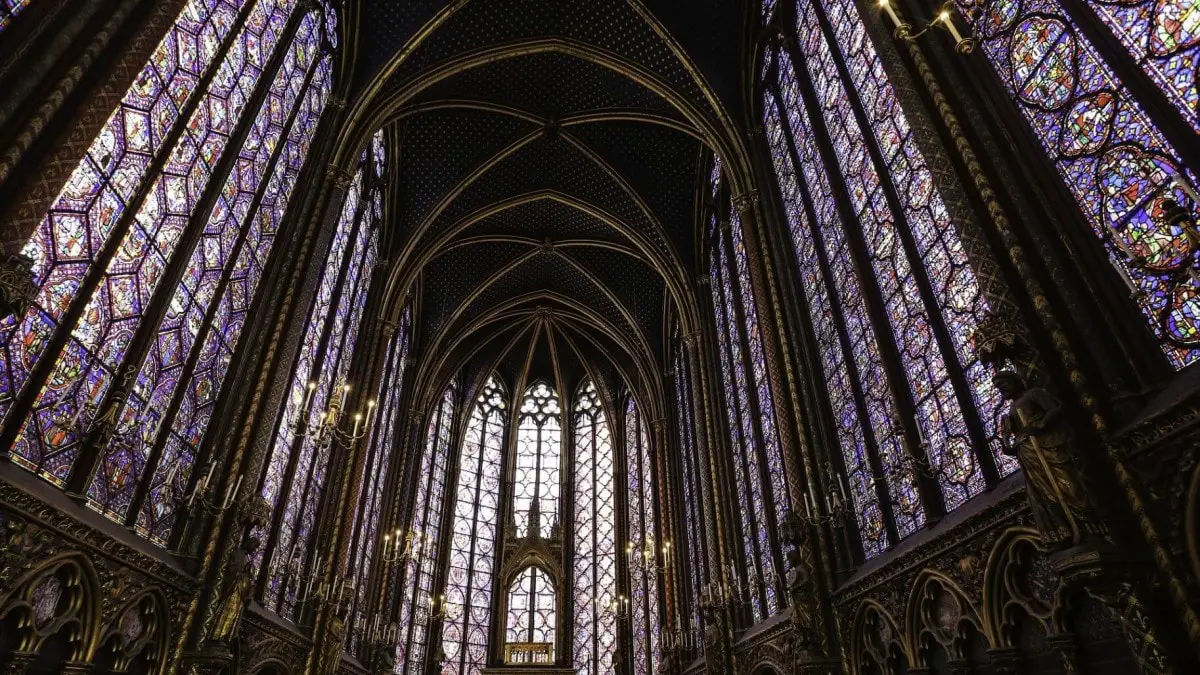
336;0;754;414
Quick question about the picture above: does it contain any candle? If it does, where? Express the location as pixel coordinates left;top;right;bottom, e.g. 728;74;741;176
804;492;813;520
937;9;964;43
1173;174;1200;204
353;413;362;437
878;0;902;28
839;474;849;501
304;381;317;409
204;461;216;488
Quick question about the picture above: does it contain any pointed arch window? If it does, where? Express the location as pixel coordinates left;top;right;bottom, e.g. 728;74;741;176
506;566;557;651
442;375;507;675
257;132;384;619
625;396;659;675
762;0;1019;557
672;335;706;640
396;382;458;675
572;378;618;674
0;0;337;548
514;382;562;538
707;158;787;619
344;298;411;654
954;0;1200;368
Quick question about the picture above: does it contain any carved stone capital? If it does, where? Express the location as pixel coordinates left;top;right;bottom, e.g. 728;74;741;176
329;165;354;189
0;252;37;322
732;191;760;216
969;310;1029;367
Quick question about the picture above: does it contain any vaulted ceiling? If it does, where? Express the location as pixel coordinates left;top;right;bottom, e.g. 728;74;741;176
341;0;753;410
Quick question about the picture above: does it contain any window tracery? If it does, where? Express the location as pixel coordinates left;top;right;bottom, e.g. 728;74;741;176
442;375;506;675
0;0;336;549
625;395;659;675
505;566;557;649
572;378;617;674
514;382;561;538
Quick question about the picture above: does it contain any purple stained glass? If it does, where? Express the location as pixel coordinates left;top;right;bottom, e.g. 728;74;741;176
962;0;1200;368
12;0;299;486
819;0;1015;492
1;0;33;31
2;0;247;482
85;10;329;539
1087;0;1199;132
442;375;505;675
514;382;561;539
395;384;456;675
573;379;618;675
625;397;660;675
772;51;924;545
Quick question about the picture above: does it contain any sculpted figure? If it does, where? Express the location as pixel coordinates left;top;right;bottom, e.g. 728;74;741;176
210;533;259;644
994;370;1106;548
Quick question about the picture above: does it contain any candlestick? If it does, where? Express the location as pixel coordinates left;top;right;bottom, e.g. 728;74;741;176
936;9;964;43
879;0;903;28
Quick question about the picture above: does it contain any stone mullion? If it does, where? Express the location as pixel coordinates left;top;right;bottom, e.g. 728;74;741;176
890;3;1200;655
172;98;352;668
733;175;844;656
767;77;899;550
807;0;1000;488
0;0;261;456
782;35;947;522
426;385;471;673
65;5;308;496
0;0;183;245
120;39;327;526
259;173;371;613
650;416;676;638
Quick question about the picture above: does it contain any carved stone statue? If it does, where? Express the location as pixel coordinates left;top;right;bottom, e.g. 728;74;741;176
994;370;1106;549
318;613;346;675
210;531;260;644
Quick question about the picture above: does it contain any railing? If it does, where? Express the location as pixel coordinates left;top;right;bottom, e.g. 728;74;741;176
503;642;553;664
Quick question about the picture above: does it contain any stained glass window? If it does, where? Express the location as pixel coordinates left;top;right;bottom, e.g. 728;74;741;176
345;299;411;654
760;0;1029;556
442;375;506;675
625;396;659;675
707;158;780;619
514;382;561;538
958;0;1200;368
396;383;457;675
258;135;382;619
0;0;337;548
506;566;557;650
673;340;705;641
1;0;32;31
572;379;617;675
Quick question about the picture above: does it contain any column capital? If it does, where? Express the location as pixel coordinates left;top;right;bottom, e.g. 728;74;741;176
732;190;760;216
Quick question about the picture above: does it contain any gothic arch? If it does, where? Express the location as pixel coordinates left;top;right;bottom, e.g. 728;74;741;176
0;551;100;665
982;527;1062;648
904;569;988;667
90;589;169;674
849;600;908;675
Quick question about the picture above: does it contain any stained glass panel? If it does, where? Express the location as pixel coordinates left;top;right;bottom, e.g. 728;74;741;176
673;345;705;635
962;0;1200;368
442;375;505;675
1;0;33;31
396;384;456;675
506;566;557;648
572;379;617;675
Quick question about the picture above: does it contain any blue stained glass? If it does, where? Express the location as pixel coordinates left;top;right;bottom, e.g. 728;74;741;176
442;375;505;675
514;382;561;539
673;345;705;637
772;50;924;542
573;379;618;674
0;0;34;30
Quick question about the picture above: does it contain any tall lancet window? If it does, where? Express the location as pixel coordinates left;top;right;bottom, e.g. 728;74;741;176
442;375;507;675
673;336;706;639
258;133;383;619
345;298;411;654
396;383;457;674
625;396;659;675
762;0;1018;557
514;382;562;538
707;157;786;619
955;0;1200;368
572;379;618;674
0;0;336;547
